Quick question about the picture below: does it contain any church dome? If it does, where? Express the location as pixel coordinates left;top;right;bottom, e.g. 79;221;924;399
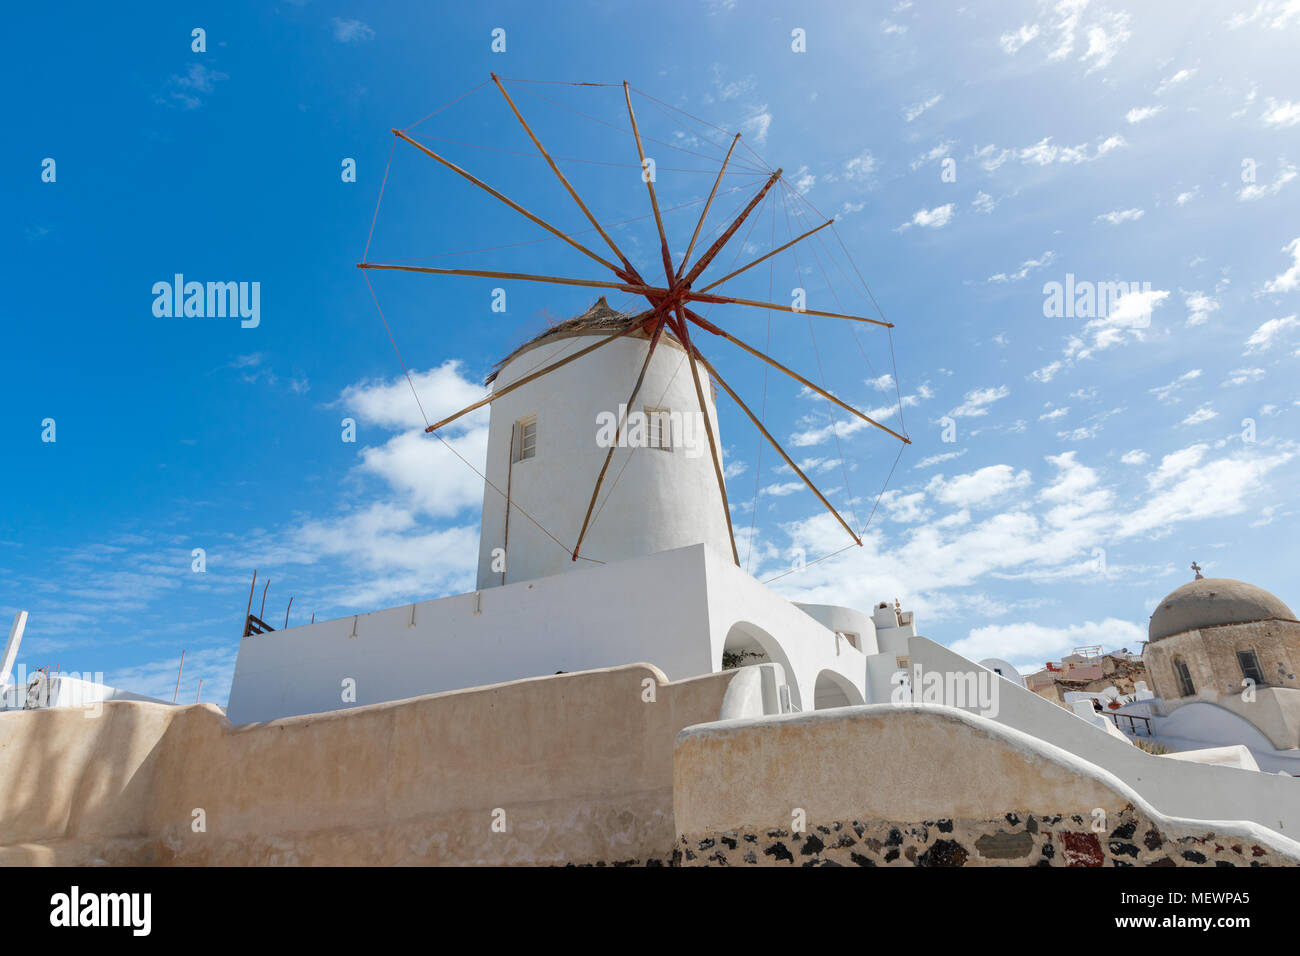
1148;577;1297;642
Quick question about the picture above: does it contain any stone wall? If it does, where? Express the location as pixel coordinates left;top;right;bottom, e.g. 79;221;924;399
673;703;1300;866
676;806;1287;866
1143;620;1300;702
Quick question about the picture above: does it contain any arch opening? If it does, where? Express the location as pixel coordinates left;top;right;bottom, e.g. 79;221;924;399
720;621;802;711
814;669;865;710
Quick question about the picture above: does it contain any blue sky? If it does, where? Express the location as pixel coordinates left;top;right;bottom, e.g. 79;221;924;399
4;0;1299;704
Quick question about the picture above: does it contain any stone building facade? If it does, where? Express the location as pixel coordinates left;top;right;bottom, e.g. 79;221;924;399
1143;576;1300;702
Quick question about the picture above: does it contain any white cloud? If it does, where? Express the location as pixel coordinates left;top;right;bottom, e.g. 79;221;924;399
1047;0;1089;61
999;23;1040;53
950;385;1010;418
1154;67;1197;96
1031;361;1064;383
1229;1;1300;30
1261;98;1300;128
331;17;375;43
927;465;1032;508
762;481;805;497
1149;368;1203;405
987;250;1055;283
899;203;955;230
339;360;486;432
771;445;1294;630
1176;187;1199;205
971;145;1011;172
972;191;997;214
951;619;1145;671
844;149;877;180
904;94;943;122
913;448;969;469
1184;291;1219;326
1120;450;1148;465
741;106;772;144
1181;403;1218;426
1095;207;1144;225
1223;367;1266;386
1125;105;1164;124
1262;237;1300;293
1244;314;1299;352
1080;11;1131;72
1239;163;1297;200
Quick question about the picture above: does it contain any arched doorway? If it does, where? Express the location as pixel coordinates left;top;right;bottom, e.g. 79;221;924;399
720;621;802;711
814;669;865;710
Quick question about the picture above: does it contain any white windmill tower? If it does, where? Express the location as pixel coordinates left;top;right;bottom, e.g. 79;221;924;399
474;298;733;588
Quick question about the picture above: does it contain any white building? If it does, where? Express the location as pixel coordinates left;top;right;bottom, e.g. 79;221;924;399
228;300;910;722
219;299;1300;839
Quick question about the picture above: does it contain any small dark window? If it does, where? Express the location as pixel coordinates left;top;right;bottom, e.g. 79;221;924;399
1172;657;1196;698
1237;649;1265;686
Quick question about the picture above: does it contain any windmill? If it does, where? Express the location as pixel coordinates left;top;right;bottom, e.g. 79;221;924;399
357;74;910;573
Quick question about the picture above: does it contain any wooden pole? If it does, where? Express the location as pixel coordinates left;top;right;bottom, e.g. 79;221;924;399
686;289;891;327
695;349;861;545
284;596;293;630
196;680;203;704
172;650;185;704
391;128;625;277
686;308;909;444
623;82;675;283
676;133;741;281
491;74;644;284
676;309;739;565
259;581;270;621
572;317;667;560
425;319;650;433
502;423;515;586
357;262;661;298
678;170;782;289
698;219;834;293
242;570;257;637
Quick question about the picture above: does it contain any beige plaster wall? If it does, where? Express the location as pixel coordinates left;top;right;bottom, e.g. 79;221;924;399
0;664;735;866
673;704;1300;865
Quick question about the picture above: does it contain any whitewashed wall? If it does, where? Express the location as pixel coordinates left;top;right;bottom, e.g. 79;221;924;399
476;332;733;590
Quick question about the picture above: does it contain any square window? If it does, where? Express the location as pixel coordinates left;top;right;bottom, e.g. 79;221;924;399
515;417;537;462
645;406;672;451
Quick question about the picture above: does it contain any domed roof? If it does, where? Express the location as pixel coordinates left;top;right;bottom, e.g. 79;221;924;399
1148;577;1297;641
485;298;660;385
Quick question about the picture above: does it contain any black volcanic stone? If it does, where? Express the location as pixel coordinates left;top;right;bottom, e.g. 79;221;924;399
801;834;825;856
764;842;794;864
918;839;969;867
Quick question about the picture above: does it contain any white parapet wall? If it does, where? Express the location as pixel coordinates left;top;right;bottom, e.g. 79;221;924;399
228;543;866;724
905;635;1300;837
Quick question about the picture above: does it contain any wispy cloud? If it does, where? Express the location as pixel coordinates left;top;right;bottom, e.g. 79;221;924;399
331;17;375;43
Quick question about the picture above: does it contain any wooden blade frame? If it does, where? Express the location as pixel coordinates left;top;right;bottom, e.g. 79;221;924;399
694;349;861;545
367;77;907;561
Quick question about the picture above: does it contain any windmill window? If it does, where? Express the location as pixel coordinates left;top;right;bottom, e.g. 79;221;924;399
1237;649;1265;686
1172;656;1196;698
645;406;672;451
514;416;537;462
